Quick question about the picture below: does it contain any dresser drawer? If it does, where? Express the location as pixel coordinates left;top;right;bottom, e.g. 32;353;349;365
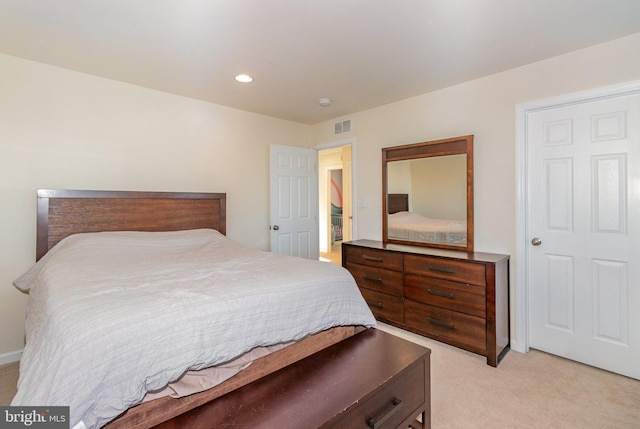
404;274;486;318
347;263;403;296
360;288;404;324
345;246;404;271
404;254;485;286
324;358;426;429
405;300;486;354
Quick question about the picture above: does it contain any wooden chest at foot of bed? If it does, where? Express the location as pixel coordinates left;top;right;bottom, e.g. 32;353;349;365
151;329;431;429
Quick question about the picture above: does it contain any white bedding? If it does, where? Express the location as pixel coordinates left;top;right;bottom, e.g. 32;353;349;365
12;229;376;429
388;211;466;245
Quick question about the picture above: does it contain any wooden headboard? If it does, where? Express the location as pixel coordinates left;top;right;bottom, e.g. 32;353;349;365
388;193;409;214
36;189;226;261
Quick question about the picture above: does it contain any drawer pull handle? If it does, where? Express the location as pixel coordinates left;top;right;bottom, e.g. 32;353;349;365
428;317;454;329
428;265;454;274
362;255;383;262
363;275;383;283
366;300;384;309
367;398;403;429
427;289;455;299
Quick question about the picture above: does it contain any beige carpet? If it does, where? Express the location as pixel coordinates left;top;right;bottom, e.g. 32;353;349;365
0;360;19;406
377;323;640;429
2;324;638;428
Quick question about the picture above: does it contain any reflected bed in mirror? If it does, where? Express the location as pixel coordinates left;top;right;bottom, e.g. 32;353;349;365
382;135;474;252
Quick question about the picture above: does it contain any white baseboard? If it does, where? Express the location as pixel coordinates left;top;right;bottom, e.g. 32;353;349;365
510;340;526;354
0;350;22;366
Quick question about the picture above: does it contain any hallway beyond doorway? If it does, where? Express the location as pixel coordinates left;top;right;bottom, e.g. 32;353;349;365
320;242;342;266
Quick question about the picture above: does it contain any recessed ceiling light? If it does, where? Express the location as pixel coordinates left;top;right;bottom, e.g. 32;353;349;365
235;74;254;83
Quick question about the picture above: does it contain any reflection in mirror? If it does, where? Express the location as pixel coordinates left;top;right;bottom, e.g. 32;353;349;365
387;155;467;246
382;135;473;252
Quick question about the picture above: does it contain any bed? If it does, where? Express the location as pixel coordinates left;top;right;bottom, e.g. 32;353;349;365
12;189;376;429
387;193;466;245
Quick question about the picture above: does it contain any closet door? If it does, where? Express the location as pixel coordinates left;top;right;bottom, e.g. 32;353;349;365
527;91;640;379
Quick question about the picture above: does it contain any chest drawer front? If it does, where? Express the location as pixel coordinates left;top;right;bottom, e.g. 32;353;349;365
405;300;486;354
347;263;403;296
360;288;404;324
404;274;486;318
345;246;403;271
324;358;426;429
404;254;485;286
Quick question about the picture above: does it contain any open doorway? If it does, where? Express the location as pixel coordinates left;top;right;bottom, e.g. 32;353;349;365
318;144;353;265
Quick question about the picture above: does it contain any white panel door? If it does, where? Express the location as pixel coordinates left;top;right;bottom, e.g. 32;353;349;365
528;92;640;379
269;144;319;260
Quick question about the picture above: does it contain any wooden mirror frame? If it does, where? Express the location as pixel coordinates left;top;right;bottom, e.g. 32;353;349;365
382;135;474;252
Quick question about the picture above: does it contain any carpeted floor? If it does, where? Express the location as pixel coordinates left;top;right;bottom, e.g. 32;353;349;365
377;323;640;429
0;359;19;406
1;323;638;428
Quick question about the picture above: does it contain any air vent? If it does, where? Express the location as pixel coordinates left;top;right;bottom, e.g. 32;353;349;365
334;119;352;135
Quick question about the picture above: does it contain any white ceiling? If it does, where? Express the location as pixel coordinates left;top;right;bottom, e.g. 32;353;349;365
1;0;640;124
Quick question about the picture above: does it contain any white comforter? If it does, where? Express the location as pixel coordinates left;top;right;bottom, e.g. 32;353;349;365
12;229;376;429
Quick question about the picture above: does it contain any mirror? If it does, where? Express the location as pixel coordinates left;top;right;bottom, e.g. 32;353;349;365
382;135;474;252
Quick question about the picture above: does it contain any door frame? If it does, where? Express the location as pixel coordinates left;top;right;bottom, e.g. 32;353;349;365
315;137;357;244
514;80;640;353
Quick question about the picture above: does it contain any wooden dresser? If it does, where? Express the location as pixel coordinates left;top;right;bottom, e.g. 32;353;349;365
152;329;431;429
343;240;510;367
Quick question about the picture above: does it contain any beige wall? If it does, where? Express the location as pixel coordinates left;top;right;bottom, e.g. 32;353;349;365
310;32;640;347
409;155;467;220
0;54;310;357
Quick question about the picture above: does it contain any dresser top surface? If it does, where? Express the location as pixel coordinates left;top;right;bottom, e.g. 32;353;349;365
344;240;509;263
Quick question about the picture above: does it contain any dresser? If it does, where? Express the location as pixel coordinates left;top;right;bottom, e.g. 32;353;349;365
152;329;431;429
343;240;509;367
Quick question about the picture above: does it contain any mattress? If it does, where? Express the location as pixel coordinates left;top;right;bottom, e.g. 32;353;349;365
388;211;466;245
12;229;376;429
